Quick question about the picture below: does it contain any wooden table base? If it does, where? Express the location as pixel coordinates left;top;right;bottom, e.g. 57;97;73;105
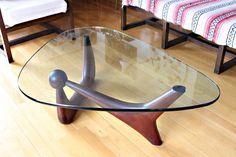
57;108;163;145
50;35;184;146
110;111;163;145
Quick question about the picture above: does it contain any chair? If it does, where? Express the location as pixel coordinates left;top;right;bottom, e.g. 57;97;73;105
0;0;74;63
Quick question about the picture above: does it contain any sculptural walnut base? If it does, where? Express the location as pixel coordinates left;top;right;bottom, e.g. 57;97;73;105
51;35;184;146
57;108;163;145
111;111;163;145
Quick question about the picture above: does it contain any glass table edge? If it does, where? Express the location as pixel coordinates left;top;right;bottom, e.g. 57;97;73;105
17;26;221;112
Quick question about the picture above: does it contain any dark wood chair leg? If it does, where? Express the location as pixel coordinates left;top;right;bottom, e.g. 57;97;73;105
121;6;147;30
68;0;76;40
214;45;226;74
68;0;74;30
0;10;13;63
162;21;169;49
111;112;163;145
121;5;127;30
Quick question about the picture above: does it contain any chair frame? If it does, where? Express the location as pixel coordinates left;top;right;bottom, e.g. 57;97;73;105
0;0;74;63
121;5;236;74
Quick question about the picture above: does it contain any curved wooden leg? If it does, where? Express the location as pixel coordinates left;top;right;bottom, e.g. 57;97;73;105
111;112;163;145
55;88;79;124
49;35;95;124
57;107;78;124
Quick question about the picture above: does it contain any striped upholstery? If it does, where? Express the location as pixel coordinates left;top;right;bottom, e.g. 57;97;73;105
123;0;236;49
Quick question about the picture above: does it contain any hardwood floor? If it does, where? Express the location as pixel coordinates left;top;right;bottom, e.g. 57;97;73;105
0;0;235;156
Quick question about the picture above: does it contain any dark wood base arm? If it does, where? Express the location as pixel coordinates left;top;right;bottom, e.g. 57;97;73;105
57;107;78;124
111;112;163;145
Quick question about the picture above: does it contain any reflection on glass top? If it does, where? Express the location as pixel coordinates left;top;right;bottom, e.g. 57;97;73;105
18;27;220;111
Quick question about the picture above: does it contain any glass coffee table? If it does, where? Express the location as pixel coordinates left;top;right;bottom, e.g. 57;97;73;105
18;27;220;145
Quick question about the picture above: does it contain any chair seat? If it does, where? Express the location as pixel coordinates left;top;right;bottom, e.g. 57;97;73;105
0;0;67;27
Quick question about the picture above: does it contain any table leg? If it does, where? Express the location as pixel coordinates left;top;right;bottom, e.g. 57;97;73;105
57;107;78;124
49;35;95;124
55;87;79;124
111;112;163;145
57;107;163;144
